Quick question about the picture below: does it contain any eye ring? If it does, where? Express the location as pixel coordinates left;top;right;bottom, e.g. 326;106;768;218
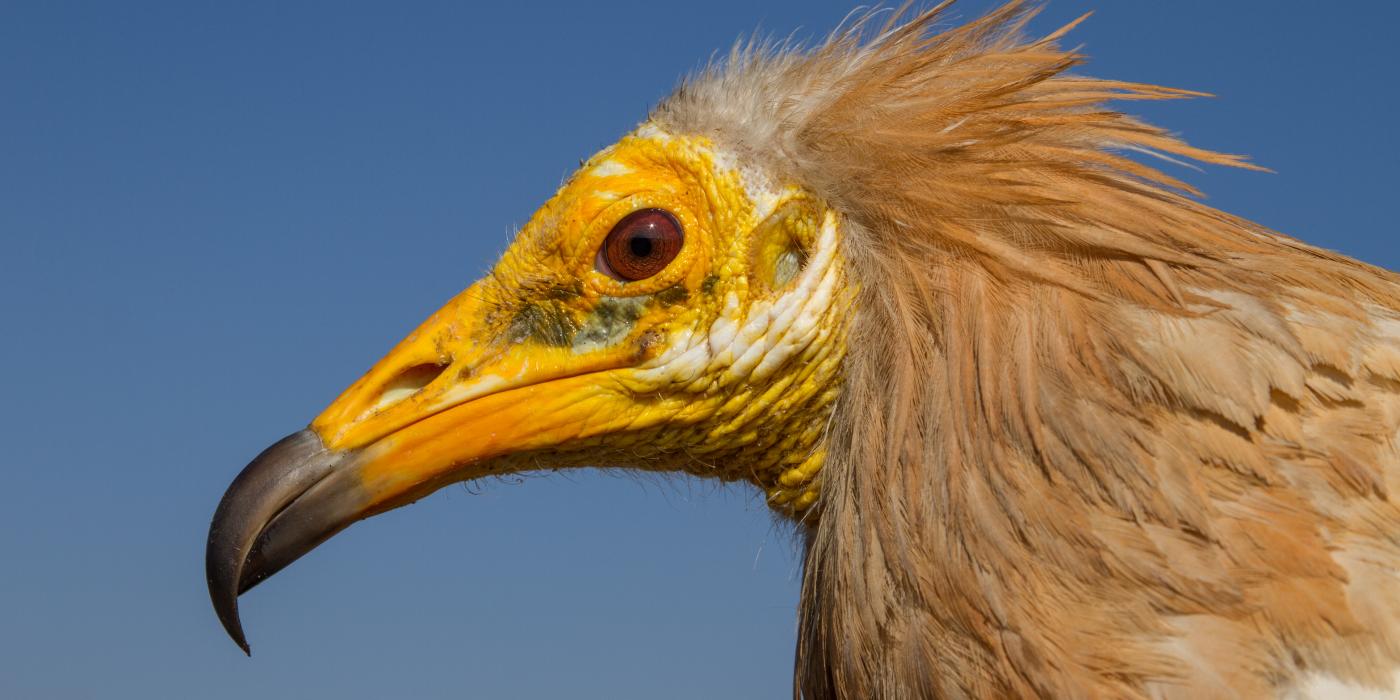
595;208;684;282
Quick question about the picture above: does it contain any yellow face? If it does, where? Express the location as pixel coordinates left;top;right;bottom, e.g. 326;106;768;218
206;125;855;652
310;128;851;517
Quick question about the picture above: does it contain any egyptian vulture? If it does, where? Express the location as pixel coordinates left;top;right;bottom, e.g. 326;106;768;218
207;3;1400;697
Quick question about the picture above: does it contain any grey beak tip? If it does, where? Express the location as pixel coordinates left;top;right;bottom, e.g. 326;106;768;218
206;429;367;655
207;571;251;654
207;485;254;654
205;430;322;654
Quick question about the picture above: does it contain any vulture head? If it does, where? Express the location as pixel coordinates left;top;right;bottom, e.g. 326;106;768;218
209;3;1400;697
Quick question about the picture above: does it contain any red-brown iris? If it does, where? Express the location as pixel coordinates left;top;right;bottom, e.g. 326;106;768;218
596;208;684;282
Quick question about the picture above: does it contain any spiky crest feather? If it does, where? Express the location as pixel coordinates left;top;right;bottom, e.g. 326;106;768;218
657;3;1400;697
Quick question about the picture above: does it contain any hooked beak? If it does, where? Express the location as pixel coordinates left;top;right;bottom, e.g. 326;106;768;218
205;429;365;654
205;286;651;654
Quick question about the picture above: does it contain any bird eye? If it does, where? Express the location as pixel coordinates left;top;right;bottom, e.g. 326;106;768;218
596;208;684;282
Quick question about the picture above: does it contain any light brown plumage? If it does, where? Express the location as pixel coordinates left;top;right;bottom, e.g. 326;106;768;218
659;3;1400;697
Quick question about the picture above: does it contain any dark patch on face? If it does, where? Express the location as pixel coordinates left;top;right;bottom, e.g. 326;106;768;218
598;296;644;324
654;284;689;307
574;295;646;349
507;301;579;347
700;275;720;295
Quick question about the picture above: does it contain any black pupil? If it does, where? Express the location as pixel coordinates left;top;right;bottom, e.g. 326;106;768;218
628;231;655;258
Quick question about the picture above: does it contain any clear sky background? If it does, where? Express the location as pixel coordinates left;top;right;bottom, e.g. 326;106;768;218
2;2;1397;698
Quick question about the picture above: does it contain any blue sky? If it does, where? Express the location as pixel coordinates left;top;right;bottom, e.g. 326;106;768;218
2;2;1397;698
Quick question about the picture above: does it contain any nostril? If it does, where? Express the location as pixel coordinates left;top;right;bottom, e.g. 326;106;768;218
370;362;449;413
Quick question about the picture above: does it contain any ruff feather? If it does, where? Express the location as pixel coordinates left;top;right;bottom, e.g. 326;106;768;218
657;3;1400;697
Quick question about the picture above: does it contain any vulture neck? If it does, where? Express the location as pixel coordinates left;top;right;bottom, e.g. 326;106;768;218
641;2;1400;694
793;214;1400;698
